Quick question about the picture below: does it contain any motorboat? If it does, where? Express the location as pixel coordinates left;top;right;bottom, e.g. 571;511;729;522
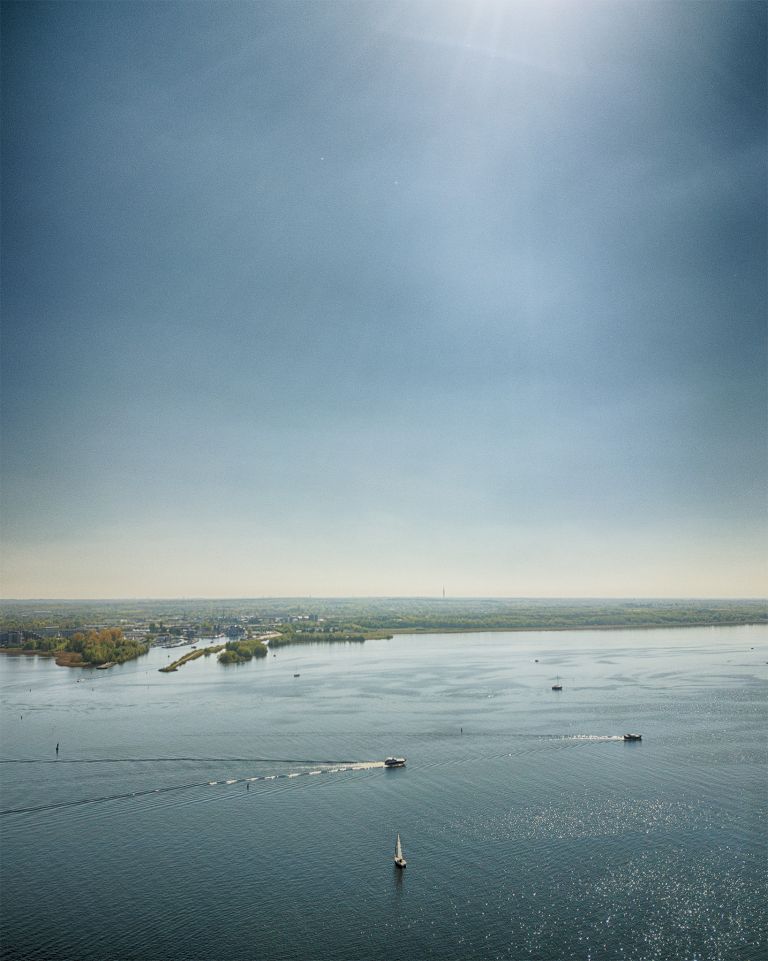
384;756;406;768
623;733;642;741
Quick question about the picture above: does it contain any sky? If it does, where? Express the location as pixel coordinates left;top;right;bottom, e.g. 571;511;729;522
1;0;766;599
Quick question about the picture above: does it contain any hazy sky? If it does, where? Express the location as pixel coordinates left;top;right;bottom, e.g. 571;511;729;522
2;1;766;598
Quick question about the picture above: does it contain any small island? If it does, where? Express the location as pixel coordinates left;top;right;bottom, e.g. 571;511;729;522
217;637;269;664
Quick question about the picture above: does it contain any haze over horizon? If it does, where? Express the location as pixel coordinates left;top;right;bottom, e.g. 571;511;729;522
1;594;767;604
2;1;766;599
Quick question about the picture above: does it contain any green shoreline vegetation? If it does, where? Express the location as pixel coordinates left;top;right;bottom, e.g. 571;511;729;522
339;600;768;634
0;628;148;668
1;599;765;674
157;629;393;673
159;644;226;672
270;629;392;648
218;637;269;664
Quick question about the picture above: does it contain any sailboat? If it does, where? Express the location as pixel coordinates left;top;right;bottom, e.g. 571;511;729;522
551;675;563;691
394;833;407;869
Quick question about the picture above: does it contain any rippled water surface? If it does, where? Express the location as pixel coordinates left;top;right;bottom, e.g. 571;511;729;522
1;626;766;961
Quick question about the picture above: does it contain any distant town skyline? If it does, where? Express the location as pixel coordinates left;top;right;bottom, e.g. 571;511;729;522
2;1;766;599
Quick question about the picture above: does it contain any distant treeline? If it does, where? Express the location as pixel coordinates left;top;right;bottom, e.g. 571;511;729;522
270;632;367;647
342;601;768;634
1;598;764;638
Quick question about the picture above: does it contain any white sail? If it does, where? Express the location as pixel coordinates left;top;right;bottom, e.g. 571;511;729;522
395;834;403;860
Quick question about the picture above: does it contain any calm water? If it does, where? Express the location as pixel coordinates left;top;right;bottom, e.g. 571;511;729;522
1;626;766;961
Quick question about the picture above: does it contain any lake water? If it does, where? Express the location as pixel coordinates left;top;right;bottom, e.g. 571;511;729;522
1;626;766;961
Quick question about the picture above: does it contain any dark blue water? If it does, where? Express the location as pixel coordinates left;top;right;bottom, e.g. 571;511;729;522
1;626;766;961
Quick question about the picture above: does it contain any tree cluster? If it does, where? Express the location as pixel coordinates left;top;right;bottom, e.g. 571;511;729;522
68;628;148;665
270;631;367;647
218;637;269;664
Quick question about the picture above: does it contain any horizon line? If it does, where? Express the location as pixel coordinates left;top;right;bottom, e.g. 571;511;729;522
1;595;766;603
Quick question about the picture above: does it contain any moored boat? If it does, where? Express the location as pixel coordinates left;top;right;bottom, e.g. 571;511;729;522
394;833;407;869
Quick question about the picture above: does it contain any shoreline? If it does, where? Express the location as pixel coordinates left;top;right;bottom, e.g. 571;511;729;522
385;619;767;635
1;617;765;666
0;648;135;668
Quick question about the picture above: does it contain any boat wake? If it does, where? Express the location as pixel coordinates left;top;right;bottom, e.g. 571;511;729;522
567;735;627;741
0;760;386;817
0;755;373;765
208;759;385;787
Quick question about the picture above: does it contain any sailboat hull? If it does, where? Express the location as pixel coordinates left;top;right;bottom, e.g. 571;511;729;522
394;833;406;868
